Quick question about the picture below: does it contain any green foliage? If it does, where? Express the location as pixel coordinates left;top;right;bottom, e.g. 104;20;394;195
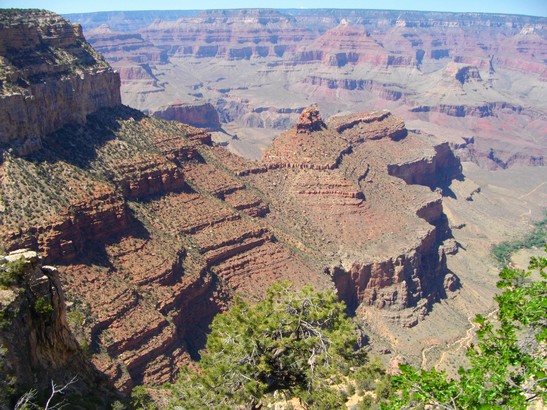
34;296;53;315
111;400;127;410
0;257;26;288
131;386;154;410
168;282;379;409
385;249;547;409
67;303;93;356
492;211;547;265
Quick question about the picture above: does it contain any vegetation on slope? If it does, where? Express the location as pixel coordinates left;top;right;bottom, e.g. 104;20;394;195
491;211;547;265
134;250;546;409
163;281;388;409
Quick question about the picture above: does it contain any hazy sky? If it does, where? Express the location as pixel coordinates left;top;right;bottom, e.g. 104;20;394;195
0;0;545;17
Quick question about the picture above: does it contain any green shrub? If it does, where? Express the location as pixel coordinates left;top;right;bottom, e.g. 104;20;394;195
492;211;547;265
167;282;375;409
34;296;53;315
0;257;26;288
385;249;547;409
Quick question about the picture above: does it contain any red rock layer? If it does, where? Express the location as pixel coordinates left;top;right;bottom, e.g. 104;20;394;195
295;22;414;67
4;188;130;264
239;107;461;326
139;9;317;60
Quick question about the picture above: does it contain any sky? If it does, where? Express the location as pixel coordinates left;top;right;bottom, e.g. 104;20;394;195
0;0;545;17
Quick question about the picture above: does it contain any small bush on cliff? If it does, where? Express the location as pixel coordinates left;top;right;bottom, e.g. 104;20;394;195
0;257;26;288
385;248;547;409
34;296;53;315
167;282;384;409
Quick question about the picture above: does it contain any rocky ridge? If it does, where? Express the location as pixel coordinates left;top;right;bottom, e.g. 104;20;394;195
226;105;462;326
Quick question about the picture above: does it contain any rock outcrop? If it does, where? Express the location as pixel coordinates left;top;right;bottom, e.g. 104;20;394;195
295;104;325;133
0;250;111;407
387;142;462;189
244;106;460;326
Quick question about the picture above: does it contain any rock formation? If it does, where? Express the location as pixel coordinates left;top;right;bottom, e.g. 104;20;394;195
150;101;221;130
2;9;465;394
0;10;121;154
250;106;460;326
0;250;112;407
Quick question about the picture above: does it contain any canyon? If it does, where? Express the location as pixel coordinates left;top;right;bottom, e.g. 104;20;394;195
0;7;546;404
69;8;547;169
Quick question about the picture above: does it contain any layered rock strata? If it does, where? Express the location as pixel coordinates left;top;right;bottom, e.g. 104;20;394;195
0;10;121;153
1;10;464;393
230;106;461;326
72;9;546;169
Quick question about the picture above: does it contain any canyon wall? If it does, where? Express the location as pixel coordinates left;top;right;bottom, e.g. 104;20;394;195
0;250;112;407
70;9;546;169
0;10;121;154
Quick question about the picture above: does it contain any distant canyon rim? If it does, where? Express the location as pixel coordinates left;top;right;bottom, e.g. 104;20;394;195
71;8;546;167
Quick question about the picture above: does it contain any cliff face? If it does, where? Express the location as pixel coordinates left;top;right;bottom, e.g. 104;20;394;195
0;10;120;153
387;142;462;189
151;101;221;130
0;250;110;408
1;10;466;393
138;9;316;60
232;106;460;327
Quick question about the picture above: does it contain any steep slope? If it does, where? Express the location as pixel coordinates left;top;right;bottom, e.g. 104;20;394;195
0;10;120;154
0;250;112;408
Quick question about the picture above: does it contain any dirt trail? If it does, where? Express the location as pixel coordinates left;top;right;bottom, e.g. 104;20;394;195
518;181;546;200
421;309;498;370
